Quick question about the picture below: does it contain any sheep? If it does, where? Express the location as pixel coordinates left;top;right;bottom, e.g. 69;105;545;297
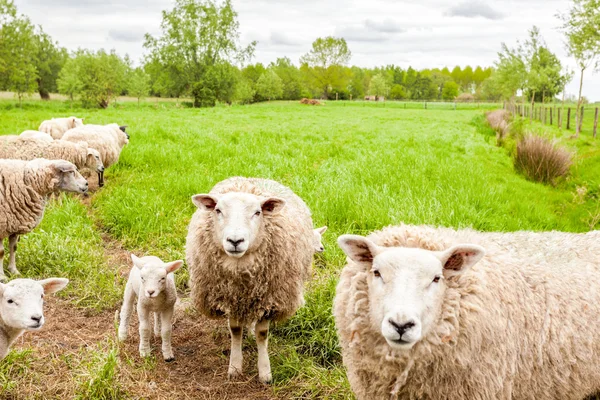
0;159;88;281
61;124;129;187
118;255;183;361
38;116;84;139
19;131;53;142
334;224;600;400
0;277;69;359
313;226;327;253
0;136;104;178
186;177;314;383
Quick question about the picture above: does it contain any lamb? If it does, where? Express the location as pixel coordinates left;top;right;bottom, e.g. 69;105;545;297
0;136;104;177
334;224;600;400
118;255;183;361
0;159;88;281
0;277;69;359
38;116;84;139
186;177;314;383
313;226;327;253
19;131;53;142
61;124;129;187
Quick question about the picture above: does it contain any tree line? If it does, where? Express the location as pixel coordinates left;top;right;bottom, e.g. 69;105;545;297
0;0;597;113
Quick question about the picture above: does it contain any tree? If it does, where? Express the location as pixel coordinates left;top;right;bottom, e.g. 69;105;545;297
144;0;255;107
128;68;151;106
441;81;459;100
389;84;407;100
234;78;254;104
300;36;351;98
255;70;283;101
57;57;82;105
34;29;67;100
270;57;302;100
560;0;600;137
368;73;389;98
493;42;527;100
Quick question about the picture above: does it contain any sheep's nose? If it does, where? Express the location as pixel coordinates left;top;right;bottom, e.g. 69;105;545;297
99;166;105;172
31;315;42;323
227;238;245;247
389;319;416;337
147;290;155;296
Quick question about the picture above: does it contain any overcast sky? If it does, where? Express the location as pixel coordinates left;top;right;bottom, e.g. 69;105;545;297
13;0;600;100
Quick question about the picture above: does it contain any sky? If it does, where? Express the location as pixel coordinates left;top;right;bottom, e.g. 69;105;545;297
13;0;600;101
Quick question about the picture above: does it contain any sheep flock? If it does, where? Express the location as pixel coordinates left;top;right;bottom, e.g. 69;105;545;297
2;113;600;400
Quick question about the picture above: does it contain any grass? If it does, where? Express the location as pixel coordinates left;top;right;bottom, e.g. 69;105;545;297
1;98;600;398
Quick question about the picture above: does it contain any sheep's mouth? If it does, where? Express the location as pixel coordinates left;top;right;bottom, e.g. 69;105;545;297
28;323;43;330
225;249;246;258
386;338;416;350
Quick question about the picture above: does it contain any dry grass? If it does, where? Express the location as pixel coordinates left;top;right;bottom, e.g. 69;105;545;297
300;98;322;106
456;93;475;102
485;109;512;143
514;135;573;185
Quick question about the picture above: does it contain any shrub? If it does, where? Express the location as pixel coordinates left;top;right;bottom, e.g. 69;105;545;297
485;109;511;144
456;93;475;102
514;135;572;185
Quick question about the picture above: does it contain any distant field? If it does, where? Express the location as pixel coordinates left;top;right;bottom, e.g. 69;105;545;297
1;99;599;399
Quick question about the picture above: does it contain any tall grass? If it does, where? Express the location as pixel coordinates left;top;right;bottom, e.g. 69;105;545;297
515;135;572;185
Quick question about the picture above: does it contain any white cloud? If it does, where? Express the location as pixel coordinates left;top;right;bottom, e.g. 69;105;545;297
445;1;504;20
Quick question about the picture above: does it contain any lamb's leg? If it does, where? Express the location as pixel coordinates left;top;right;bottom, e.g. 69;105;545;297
256;319;272;384
153;312;161;338
160;308;174;362
118;283;135;341
137;304;152;358
0;334;9;360
7;234;19;276
0;240;6;282
228;318;243;379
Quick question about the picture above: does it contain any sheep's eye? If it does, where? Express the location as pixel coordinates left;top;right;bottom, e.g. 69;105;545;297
254;211;261;216
41;294;44;299
215;209;222;215
373;270;381;278
432;276;441;283
7;299;13;304
160;278;165;282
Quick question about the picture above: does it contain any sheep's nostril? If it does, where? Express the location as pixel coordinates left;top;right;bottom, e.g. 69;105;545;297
389;319;416;336
147;290;155;296
31;315;42;323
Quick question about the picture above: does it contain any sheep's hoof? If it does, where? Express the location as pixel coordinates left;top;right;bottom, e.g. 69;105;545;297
227;367;242;380
164;357;175;363
99;182;104;188
259;373;272;384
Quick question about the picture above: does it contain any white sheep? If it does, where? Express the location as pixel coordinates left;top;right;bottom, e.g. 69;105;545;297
334;224;600;399
313;226;327;253
0;277;69;359
38;117;84;139
118;255;183;362
0;159;88;281
61;124;128;187
19;130;53;142
186;177;314;383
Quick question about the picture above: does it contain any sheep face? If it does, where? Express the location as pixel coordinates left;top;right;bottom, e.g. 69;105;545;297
53;161;89;194
338;235;485;351
86;148;105;173
192;192;286;258
71;117;84;128
0;278;68;330
132;255;182;298
313;226;327;253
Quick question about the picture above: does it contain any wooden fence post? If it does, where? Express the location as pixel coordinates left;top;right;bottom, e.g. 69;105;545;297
425;102;427;109
567;108;571;130
579;107;585;133
594;107;598;138
550;108;553;125
558;108;562;129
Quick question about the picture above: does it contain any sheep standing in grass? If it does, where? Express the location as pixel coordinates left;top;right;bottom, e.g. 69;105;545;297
0;278;69;359
313;226;327;253
38;117;84;139
186;177;314;383
19;131;53;142
334;224;600;399
118;255;183;361
0;159;88;281
62;124;128;187
0;136;104;178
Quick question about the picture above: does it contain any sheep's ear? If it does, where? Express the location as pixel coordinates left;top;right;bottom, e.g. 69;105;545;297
119;125;127;132
436;244;485;274
131;254;144;269
192;194;218;210
54;160;75;173
261;197;286;214
0;282;5;297
164;260;183;274
315;226;327;235
337;235;382;264
87;148;94;156
39;278;69;295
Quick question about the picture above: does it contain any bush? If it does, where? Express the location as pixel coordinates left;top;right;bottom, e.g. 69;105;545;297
485;109;511;143
514;135;572;185
456;93;475;103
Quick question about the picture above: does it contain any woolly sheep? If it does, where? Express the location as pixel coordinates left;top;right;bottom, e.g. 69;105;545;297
0;136;104;176
0;159;88;281
118;255;183;361
186;177;314;383
313;226;327;253
334;224;600;399
38;117;84;139
61;124;129;187
19;130;53;142
0;278;68;359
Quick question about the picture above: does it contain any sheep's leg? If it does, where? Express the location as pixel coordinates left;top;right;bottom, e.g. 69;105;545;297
160;308;174;362
0;240;6;282
227;318;243;379
98;171;104;187
7;234;20;275
137;304;152;358
153;312;161;338
118;284;135;341
256;319;272;384
0;335;9;360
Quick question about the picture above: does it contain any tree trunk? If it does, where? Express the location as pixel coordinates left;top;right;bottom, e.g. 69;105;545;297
575;67;585;138
530;90;536;123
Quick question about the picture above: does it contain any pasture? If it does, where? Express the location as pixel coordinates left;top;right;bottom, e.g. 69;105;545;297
0;99;599;399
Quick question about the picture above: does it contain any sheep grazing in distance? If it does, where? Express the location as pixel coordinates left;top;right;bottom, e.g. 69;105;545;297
334;224;600;400
0;159;88;281
313;226;327;253
19;130;53;142
38;116;84;139
62;124;129;187
0;136;104;178
187;177;314;383
0;277;69;359
118;255;183;361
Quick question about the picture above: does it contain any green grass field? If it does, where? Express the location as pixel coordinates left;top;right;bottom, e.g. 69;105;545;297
1;99;599;399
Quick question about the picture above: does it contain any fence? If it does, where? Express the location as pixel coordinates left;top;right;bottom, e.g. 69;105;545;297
504;102;599;138
332;100;502;110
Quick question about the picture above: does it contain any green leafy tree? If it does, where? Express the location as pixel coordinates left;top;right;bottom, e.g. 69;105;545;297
34;30;67;100
256;69;283;101
270;57;302;100
144;0;255;107
441;81;459;100
368;73;389;98
300;36;351;98
57;57;82;105
234;78;254;104
128;67;151;106
389;84;407;100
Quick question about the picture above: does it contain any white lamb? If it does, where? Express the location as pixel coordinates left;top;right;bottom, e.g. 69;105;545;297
0;277;69;359
38;117;84;139
334;224;600;399
118;255;183;362
19;131;53;142
313;226;327;253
